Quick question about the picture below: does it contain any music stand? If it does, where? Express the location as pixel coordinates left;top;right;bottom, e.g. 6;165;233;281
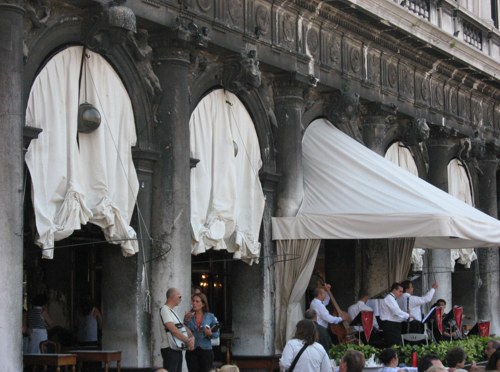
422;307;437;342
349;313;363;344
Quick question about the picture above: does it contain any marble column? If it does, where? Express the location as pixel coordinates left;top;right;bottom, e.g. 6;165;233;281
426;130;455;312
273;77;305;218
149;33;193;367
476;146;500;335
101;149;158;368
0;2;24;370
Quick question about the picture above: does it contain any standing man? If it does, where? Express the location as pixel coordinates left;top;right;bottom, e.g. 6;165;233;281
398;280;438;333
160;288;194;372
379;282;413;346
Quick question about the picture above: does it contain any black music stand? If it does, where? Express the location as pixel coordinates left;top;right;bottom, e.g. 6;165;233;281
349;313;363;344
422;307;437;342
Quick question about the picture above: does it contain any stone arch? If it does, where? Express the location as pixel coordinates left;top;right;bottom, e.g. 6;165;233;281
23;18;155;150
189;65;276;174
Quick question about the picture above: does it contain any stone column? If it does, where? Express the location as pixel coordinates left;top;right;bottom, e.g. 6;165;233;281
232;172;280;356
476;145;500;335
358;104;396;296
0;2;24;370
150;32;193;367
426;129;455;312
273;76;305;217
101;150;158;368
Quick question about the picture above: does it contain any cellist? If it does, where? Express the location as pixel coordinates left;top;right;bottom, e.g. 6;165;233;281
309;286;350;343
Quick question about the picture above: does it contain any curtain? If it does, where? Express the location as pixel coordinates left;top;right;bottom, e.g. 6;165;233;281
25;46;138;258
190;89;265;264
387;238;415;284
448;159;477;269
274;239;321;352
385;142;422;271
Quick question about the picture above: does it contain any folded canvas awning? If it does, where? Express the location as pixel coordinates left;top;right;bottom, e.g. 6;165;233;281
272;118;500;248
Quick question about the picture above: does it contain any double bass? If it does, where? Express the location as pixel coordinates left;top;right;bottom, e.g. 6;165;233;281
325;287;358;344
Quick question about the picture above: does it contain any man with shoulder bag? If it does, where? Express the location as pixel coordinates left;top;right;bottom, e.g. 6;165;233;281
160;288;195;372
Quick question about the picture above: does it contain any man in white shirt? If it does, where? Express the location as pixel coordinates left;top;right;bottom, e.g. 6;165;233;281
160;288;194;372
309;287;349;329
347;291;386;347
379;282;413;346
398;280;438;333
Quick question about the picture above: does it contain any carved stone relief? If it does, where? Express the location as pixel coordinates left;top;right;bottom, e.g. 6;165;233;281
448;85;458;116
344;38;362;79
471;95;482;126
323;32;341;68
495;107;500;132
384;58;398;92
458;90;470;122
326;91;363;143
196;0;211;13
366;49;381;85
222;49;262;93
431;78;444;111
227;0;243;28
399;63;414;100
401;118;429;146
306;26;319;60
254;3;270;39
483;101;493;127
23;0;52;58
281;12;295;49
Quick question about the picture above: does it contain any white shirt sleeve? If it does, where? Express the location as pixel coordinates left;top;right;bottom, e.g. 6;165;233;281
410;288;436;307
313;299;342;325
279;339;297;371
320;349;332;372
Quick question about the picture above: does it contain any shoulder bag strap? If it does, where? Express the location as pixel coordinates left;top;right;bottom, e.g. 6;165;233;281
288;343;308;372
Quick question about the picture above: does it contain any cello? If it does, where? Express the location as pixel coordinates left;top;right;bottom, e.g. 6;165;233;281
325;287;358;344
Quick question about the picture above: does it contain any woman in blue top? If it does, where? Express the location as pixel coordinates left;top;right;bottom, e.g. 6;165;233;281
185;292;220;372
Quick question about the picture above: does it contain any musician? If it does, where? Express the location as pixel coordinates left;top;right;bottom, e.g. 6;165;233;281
309;287;349;330
347;291;383;346
397;280;438;333
379;283;413;346
429;299;457;342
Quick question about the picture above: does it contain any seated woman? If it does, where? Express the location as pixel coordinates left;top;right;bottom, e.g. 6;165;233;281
76;296;103;347
430;299;457;342
279;319;331;372
378;348;405;372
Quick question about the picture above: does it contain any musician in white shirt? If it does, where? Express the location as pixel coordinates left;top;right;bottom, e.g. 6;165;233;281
379;283;413;346
347;291;379;333
397;280;438;333
309;287;349;329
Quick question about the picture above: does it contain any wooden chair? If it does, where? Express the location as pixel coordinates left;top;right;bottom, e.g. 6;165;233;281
39;340;61;354
39;340;65;372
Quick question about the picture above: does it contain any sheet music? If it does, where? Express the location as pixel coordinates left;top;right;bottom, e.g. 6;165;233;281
422;306;436;323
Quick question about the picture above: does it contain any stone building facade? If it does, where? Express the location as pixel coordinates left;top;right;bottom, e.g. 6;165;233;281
0;0;499;370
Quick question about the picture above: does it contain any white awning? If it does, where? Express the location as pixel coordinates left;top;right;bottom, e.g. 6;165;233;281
272;118;500;248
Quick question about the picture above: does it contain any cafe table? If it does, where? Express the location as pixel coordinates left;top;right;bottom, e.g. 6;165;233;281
24;353;77;372
69;350;121;372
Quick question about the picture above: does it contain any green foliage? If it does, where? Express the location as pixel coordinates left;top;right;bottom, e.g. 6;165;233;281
329;336;492;365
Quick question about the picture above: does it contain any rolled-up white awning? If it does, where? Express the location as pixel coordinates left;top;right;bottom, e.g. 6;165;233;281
272;118;500;248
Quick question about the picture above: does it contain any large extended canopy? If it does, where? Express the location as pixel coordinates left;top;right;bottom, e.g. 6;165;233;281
272;118;500;248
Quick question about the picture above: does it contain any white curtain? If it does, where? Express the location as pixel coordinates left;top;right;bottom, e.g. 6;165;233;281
385;142;423;271
448;158;477;269
190;89;265;264
274;239;321;352
25;46;139;259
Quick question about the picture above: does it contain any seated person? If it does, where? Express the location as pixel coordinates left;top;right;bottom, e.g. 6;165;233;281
445;347;467;372
347;291;384;347
429;299;458;342
485;349;500;372
418;353;444;372
378;348;405;372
